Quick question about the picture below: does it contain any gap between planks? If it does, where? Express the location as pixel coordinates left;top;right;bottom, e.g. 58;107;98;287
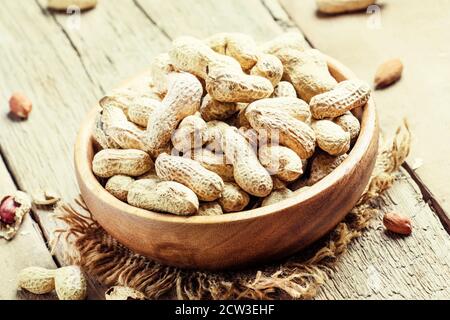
263;0;450;233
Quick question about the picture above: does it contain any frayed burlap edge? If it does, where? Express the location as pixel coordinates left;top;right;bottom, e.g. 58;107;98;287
51;120;410;300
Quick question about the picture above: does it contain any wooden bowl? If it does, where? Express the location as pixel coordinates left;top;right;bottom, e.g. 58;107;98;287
75;56;378;270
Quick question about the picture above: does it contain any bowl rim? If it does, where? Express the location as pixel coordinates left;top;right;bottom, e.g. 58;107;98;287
75;55;377;225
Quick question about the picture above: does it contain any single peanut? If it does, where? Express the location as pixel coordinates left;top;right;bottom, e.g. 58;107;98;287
221;127;273;197
334;111;360;140
127;180;199;216
18;267;56;295
0;191;32;241
155;153;224;201
262;187;293;207
218;182;250;213
47;0;97;11
259;145;303;182
9;92;32;119
200;94;239;121
246;107;316;159
383;212;412;235
92;149;153;178
105;286;146;300
171;114;207;152
145;72;203;158
310;79;371;119
250;54;283;86
307;153;348;185
206;70;274;103
374;58;403;89
54;266;87;300
105;175;135;202
312;120;350;156
272;81;297;98
277;48;337;102
315;0;377;14
198;201;224;216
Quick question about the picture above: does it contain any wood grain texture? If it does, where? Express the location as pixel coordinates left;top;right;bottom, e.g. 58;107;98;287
280;0;450;228
0;0;448;298
0;159;58;300
317;169;450;300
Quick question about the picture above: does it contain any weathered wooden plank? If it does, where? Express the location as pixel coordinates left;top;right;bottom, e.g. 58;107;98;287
0;0;120;299
135;0;283;40
101;0;450;299
279;0;450;228
0;158;58;300
35;0;172;92
316;169;450;299
1;0;448;300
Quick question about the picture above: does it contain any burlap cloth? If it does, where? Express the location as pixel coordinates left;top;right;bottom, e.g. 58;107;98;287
52;121;410;300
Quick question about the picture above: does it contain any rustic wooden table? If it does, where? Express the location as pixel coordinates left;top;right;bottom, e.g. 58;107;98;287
1;0;449;300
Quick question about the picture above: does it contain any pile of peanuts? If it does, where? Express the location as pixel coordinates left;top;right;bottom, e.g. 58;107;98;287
91;32;371;216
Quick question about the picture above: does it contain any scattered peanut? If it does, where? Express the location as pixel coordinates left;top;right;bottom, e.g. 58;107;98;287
47;0;97;11
374;58;403;89
312;120;350;156
54;266;87;300
218;182;250;213
18;267;56;295
315;0;376;14
383;212;412;235
155;153;224;201
105;286;146;300
310;79;371;119
0;191;32;240
9;92;32;119
92;149;153;178
32;188;61;206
